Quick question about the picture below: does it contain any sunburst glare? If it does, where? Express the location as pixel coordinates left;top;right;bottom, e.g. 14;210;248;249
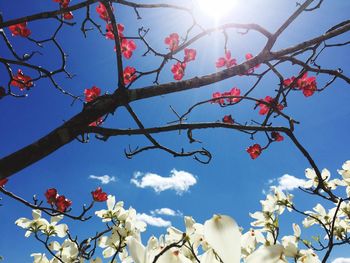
196;0;237;19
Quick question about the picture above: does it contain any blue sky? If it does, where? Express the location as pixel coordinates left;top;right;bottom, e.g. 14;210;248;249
0;0;350;262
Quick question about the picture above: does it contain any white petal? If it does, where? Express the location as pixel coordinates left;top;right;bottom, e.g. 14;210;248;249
55;224;68;238
49;241;61;251
32;209;42;220
126;236;146;263
107;195;116;211
246;245;286;263
15;217;31;229
200;249;221;263
50;215;64;225
103;246;116;258
204;214;240;263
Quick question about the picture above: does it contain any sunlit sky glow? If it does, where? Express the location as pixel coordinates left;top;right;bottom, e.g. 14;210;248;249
196;0;237;19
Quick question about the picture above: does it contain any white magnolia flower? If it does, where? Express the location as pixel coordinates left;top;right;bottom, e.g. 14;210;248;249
204;214;241;263
15;210;49;237
296;249;321;263
241;228;265;257
246;244;287;263
43;215;68;238
49;239;79;263
304;168;331;189
338;160;350;196
31;253;50;263
95;195;125;222
281;224;301;257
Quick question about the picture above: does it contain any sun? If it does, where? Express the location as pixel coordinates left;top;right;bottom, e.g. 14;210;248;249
196;0;237;19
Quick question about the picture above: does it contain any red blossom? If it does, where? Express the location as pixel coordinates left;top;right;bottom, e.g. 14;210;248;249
222;115;234;124
0;178;8;187
171;62;186;81
271;131;284;142
283;73;317;97
215;51;237;69
9;22;31;38
53;0;71;8
222;87;241;104
123;66;137;85
211;92;224;105
55;195;72;212
121;39;137;59
184;48;197;62
63;12;74;20
164;33;179;51
91;187;108;202
106;23;124;40
89;117;104;127
247;144;262;159
10;69;33;91
45;188;58;205
84;86;101;102
257;96;284;115
283;76;297;88
297;73;317;97
96;2;114;21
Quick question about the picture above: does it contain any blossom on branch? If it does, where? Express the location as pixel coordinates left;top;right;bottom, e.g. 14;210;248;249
216;51;237;69
9;22;31;37
91;187;108;202
84;86;101;102
246;144;262;159
171;62;186;80
10;69;33;91
123;66;137;84
164;33;179;51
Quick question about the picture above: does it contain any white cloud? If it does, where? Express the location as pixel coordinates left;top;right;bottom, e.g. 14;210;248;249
130;169;197;194
332;258;350;263
89;175;116;184
275;174;306;191
151;208;183;217
136;213;171;227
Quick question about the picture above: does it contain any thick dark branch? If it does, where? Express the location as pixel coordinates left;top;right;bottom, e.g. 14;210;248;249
0;93;124;180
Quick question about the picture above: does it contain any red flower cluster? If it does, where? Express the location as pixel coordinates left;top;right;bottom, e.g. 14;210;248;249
121;39;137;59
106;23;124;40
211;87;241;105
123;66;137;84
0;178;8;187
222;115;234;124
84;86;101;102
9;22;31;38
246;144;262;159
45;188;72;212
216;51;237;69
53;0;73;20
171;62;186;81
102;11;136;59
283;73;317;97
164;33;179;51
84;86;104;126
96;2;114;21
257;96;284;115
170;48;197;81
271;131;284;142
184;48;197;62
91;187;108;202
11;69;33;91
